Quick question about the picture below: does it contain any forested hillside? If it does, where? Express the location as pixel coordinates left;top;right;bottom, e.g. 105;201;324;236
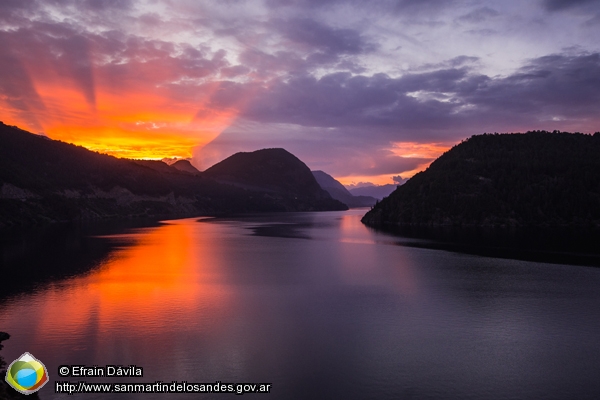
362;131;600;227
0;123;345;226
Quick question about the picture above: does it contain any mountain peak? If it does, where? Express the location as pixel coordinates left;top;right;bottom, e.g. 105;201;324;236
171;159;200;174
205;148;325;197
312;170;376;208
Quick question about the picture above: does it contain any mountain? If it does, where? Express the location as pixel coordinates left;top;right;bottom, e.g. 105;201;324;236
171;159;200;174
0;123;345;226
348;184;398;200
132;159;179;173
312;170;376;207
204;148;347;211
132;159;199;175
362;131;600;228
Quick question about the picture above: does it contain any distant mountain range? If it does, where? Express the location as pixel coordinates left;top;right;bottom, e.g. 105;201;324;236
362;131;600;227
171;159;200;174
0;123;346;226
311;171;377;207
347;184;398;200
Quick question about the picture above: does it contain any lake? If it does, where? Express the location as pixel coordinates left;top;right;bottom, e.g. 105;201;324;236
1;209;600;399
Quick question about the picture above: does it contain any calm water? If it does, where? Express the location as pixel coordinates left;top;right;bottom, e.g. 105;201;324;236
1;209;600;399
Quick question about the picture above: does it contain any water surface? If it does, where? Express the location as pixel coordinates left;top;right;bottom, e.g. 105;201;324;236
1;210;599;399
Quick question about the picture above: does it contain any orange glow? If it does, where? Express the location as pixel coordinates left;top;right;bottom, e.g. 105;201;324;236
390;141;451;159
20;219;233;341
0;49;244;159
390;142;451;178
334;142;451;186
337;174;404;186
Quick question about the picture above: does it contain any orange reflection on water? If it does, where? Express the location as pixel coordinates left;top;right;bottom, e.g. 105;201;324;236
28;219;232;342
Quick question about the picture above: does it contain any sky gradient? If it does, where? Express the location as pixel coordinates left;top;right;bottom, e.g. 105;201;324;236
1;0;599;185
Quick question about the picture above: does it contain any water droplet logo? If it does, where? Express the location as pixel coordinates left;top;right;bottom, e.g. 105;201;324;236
5;352;49;395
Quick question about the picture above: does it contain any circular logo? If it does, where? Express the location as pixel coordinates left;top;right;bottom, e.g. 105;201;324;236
5;352;49;395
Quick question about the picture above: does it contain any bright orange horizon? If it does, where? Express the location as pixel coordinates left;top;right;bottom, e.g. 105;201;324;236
0;70;242;160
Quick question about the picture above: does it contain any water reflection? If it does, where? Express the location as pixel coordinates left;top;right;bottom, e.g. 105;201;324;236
0;211;599;400
372;224;600;267
38;220;231;336
0;219;238;387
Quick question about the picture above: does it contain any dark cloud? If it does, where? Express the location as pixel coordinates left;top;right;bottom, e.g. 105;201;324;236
266;0;316;6
392;175;408;184
223;51;600;137
219;65;250;78
465;28;497;36
272;18;377;56
266;0;455;16
238;49;306;76
0;0;35;11
81;0;134;10
0;0;37;25
457;7;499;23
543;0;598;11
0;51;46;132
389;0;456;14
414;56;479;72
463;52;600;118
233;68;474;134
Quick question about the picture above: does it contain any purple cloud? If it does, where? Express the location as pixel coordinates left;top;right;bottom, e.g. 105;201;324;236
543;0;598;11
272;18;377;56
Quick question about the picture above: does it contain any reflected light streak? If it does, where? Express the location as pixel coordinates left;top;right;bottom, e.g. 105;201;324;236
0;220;232;346
336;213;419;296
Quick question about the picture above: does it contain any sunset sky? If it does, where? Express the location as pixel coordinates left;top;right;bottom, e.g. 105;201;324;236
1;0;599;185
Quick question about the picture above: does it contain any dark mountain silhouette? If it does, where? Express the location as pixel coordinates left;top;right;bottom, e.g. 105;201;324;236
203;149;346;211
132;159;179;173
362;131;600;228
171;159;200;174
312;170;376;207
0;123;345;226
348;184;398;200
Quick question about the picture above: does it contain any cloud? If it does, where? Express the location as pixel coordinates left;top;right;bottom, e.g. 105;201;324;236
389;0;457;15
272;17;377;56
457;7;500;23
219;65;251;78
81;0;134;10
543;0;598;12
462;52;600;118
0;50;46;132
413;56;479;72
392;175;408;184
232;69;466;134
266;0;453;13
225;51;600;136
